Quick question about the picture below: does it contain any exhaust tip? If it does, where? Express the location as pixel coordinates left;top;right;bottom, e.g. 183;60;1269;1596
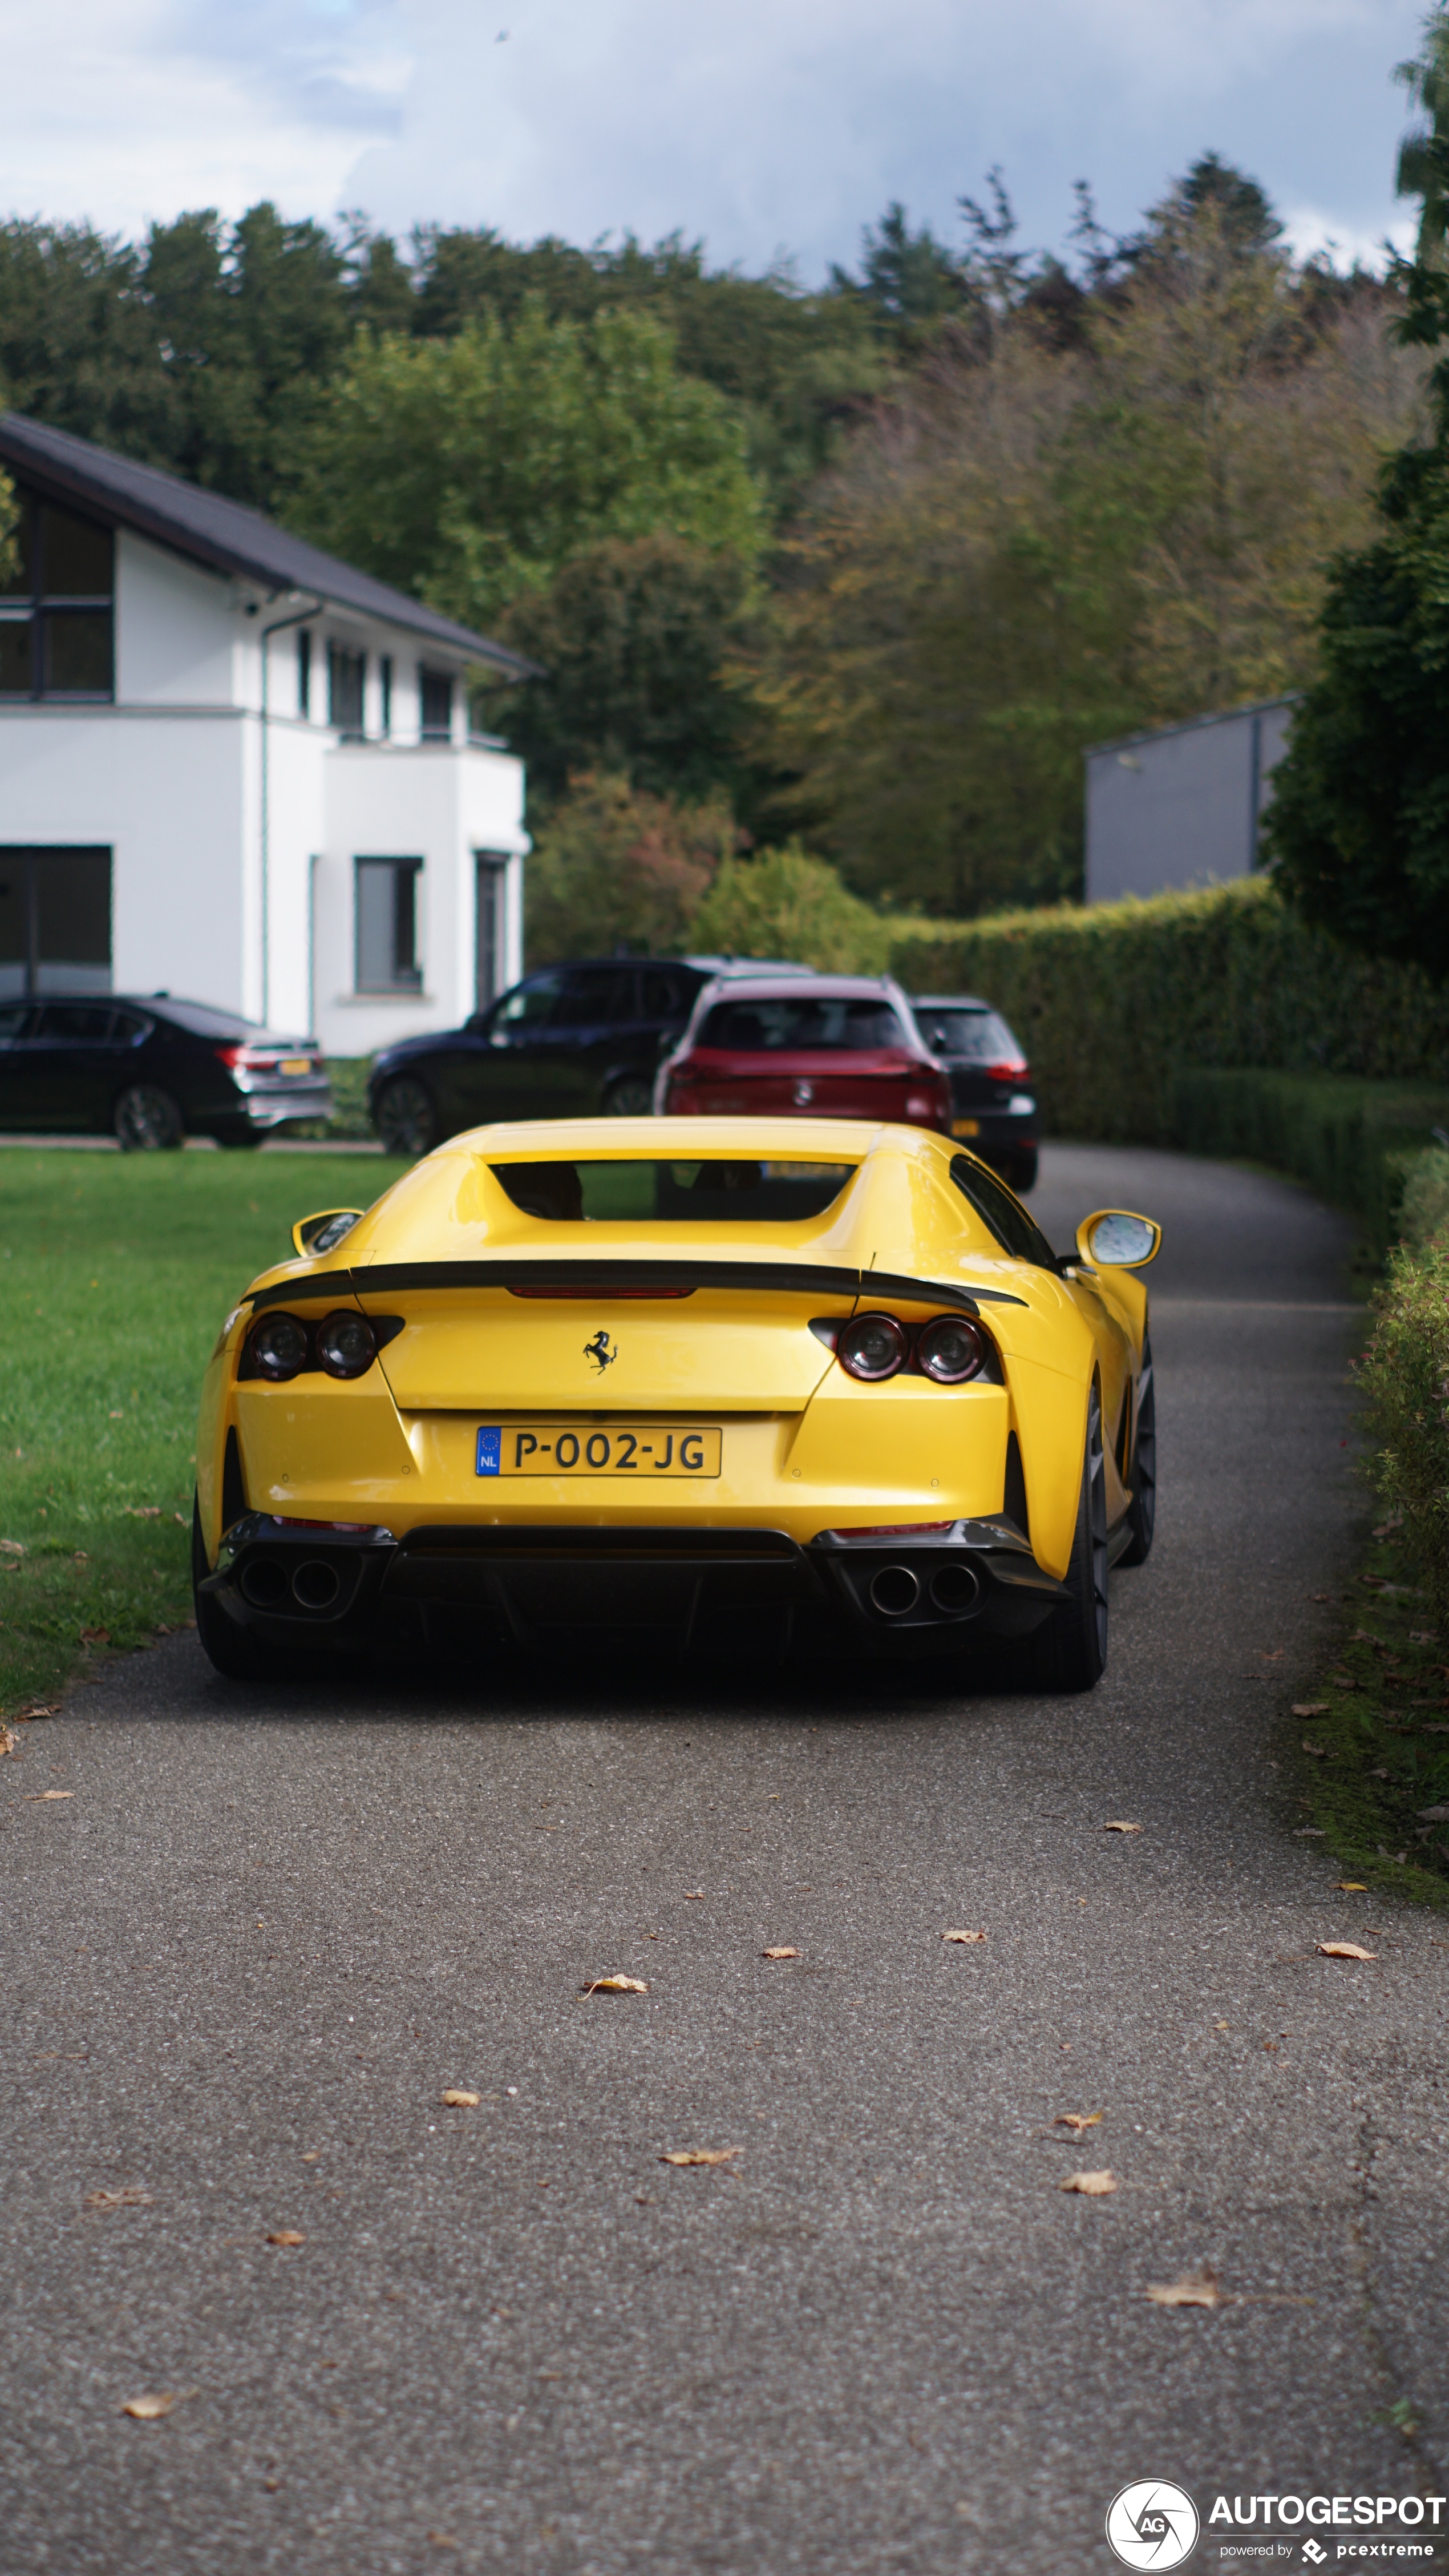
293;1559;342;1611
929;1561;981;1616
240;1558;288;1609
869;1564;920;1618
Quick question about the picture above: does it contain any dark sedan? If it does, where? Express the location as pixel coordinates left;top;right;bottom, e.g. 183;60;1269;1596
368;957;812;1156
910;994;1038;1192
0;995;330;1149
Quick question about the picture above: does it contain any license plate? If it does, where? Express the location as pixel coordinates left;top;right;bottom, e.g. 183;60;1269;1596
952;1118;980;1137
477;1424;721;1477
279;1057;314;1077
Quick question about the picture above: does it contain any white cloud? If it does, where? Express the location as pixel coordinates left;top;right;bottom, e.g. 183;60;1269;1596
0;0;1429;275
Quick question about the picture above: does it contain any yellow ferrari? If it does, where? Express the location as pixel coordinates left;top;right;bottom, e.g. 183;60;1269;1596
192;1119;1160;1691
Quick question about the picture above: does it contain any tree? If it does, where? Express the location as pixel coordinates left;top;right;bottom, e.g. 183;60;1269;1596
286;302;766;630
524;770;741;963
1397;7;1449;260
488;532;756;802
691;842;918;971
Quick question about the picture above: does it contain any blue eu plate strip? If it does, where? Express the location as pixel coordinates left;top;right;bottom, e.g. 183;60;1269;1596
476;1426;501;1477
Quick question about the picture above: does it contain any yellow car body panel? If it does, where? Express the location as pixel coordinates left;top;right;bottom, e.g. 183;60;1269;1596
193;1117;1157;1661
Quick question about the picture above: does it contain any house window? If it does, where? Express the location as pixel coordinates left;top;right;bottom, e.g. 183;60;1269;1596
0;847;112;997
355;857;423;992
379;655;392;736
298;628;312;717
329;644;366;736
419;665;454;740
475;853;508;1010
0;491;114;702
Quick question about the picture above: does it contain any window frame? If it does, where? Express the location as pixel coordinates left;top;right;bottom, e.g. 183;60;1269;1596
354;854;424;995
0;488;115;705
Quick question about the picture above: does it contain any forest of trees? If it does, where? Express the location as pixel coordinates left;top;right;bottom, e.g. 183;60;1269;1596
0;148;1427;950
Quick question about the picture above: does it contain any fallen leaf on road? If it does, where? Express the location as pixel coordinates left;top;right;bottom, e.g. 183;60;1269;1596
762;1946;799;1960
582;1975;649;1995
1058;2170;1116;2195
79;1628;110;1646
266;2230;306;2247
1335;1882;1369;1892
1416;1805;1449;1822
300;2150;322;2162
942;1928;986;1944
659;2147;742;2167
427;2538;460;2552
121;2390;195;2419
1316;1942;1377;1961
1054;2112;1103;2134
25;1790;72;1801
84;2187;152;2210
1301;1740;1331;1758
1292;1703;1331;1717
0;1726;19;1758
1146;2270;1222;2309
1103;1822;1143;1835
440;2090;480;2107
1213;2019;1229;2029
682;1892;705;1900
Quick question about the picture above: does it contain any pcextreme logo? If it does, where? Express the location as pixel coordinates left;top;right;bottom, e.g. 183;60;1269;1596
1107;2482;1201;2570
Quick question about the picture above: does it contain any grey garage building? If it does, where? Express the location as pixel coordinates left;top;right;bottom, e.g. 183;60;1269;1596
1083;697;1296;905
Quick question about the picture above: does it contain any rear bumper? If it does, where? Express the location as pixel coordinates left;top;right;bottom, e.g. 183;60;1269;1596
232;1081;333;1132
199;1512;1065;1657
948;1109;1037;1157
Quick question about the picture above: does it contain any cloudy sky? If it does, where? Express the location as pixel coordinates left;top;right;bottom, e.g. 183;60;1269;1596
3;0;1430;277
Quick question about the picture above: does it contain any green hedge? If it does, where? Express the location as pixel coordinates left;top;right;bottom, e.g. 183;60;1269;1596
888;877;1449;1144
1358;1237;1449;1632
1171;1069;1449;1255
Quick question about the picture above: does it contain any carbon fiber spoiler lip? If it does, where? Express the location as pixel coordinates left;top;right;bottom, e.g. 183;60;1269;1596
245;1259;1028;1315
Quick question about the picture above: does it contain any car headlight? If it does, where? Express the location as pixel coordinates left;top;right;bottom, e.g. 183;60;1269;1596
837;1313;909;1382
916;1317;986;1384
249;1314;310;1381
316;1310;378;1379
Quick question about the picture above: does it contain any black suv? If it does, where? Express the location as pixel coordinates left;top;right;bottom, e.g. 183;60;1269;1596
909;994;1038;1193
369;958;813;1154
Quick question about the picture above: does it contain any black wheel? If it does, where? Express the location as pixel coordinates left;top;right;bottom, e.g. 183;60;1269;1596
1117;1335;1156;1566
602;1074;654;1117
191;1495;271;1679
1007;1149;1038;1194
374;1076;439;1157
114;1085;184;1152
1012;1383;1108;1692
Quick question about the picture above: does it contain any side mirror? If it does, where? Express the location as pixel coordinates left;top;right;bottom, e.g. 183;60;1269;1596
1075;1209;1161;1270
292;1208;364;1259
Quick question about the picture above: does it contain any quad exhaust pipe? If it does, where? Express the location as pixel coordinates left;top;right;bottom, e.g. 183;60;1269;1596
867;1560;981;1620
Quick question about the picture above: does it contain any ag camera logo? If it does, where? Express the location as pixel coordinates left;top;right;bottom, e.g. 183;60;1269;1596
1106;2480;1201;2570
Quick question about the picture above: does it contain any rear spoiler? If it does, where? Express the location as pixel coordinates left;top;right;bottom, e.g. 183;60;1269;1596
248;1259;1028;1315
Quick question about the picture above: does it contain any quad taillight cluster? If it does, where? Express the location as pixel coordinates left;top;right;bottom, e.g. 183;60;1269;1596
833;1311;987;1385
244;1310;390;1382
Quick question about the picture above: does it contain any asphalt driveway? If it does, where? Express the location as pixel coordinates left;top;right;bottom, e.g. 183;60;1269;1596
3;1143;1446;2576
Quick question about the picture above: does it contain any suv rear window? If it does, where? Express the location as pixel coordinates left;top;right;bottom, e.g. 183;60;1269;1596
695;997;906;1052
492;1159;855;1222
915;1006;1021;1063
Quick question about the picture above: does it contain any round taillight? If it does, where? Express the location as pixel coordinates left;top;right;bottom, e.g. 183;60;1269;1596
917;1316;986;1384
837;1312;908;1382
316;1309;378;1379
249;1313;309;1380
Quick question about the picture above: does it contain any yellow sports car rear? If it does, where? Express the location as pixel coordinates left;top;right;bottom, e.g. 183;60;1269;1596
192;1119;1160;1690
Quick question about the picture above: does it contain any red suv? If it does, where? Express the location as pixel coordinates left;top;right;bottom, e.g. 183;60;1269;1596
655;975;953;1131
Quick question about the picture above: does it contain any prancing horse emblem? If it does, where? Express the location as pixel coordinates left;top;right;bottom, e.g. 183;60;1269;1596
584;1329;617;1373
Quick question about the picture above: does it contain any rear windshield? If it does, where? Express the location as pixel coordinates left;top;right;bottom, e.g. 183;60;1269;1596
914;1006;1021;1063
146;998;260;1039
492;1160;855;1223
695;996;907;1052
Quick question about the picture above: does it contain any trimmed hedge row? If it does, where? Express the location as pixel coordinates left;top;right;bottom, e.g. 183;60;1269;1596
1171;1069;1449;1256
889;877;1449;1144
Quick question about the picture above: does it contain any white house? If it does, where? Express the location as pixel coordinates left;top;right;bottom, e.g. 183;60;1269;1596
1083;698;1295;905
0;412;536;1053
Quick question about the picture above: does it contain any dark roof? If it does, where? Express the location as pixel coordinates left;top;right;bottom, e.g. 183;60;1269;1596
0;412;536;676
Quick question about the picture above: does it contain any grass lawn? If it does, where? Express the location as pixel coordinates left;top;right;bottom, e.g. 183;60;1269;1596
0;1147;406;1716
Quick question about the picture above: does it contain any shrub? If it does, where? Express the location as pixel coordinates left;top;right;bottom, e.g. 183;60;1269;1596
525;770;741;964
887;876;1449;1142
1358;1237;1449;1632
691;842;914;972
1398;1142;1449;1250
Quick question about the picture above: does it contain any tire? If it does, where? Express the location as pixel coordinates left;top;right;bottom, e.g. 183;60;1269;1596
1011;1383;1108;1692
191;1495;272;1680
1007;1149;1038;1194
602;1074;655;1117
374;1076;439;1158
1116;1334;1156;1566
114;1085;184;1152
